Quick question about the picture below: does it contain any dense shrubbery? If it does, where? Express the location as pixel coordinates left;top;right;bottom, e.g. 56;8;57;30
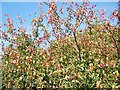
1;1;120;88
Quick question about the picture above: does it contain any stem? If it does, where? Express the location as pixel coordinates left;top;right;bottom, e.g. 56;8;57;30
73;31;82;61
72;14;84;61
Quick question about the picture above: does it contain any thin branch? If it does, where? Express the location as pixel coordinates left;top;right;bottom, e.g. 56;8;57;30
108;22;120;59
73;31;82;61
72;12;84;61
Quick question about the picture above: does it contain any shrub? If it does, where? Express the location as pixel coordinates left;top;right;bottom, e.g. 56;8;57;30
1;1;120;88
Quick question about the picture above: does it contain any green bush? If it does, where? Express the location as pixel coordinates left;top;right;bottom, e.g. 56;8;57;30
1;1;120;88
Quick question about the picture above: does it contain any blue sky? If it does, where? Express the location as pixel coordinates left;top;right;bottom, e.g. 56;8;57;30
0;2;118;56
0;0;118;2
1;2;118;35
2;2;118;19
2;2;118;26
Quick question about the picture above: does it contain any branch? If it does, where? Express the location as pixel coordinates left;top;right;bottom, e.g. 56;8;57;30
108;22;120;59
72;12;84;61
73;31;82;61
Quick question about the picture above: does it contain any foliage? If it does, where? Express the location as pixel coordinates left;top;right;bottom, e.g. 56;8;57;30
1;1;120;88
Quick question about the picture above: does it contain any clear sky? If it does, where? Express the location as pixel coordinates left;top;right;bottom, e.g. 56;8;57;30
0;1;118;57
1;2;118;33
2;2;118;21
1;2;118;35
0;0;118;2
